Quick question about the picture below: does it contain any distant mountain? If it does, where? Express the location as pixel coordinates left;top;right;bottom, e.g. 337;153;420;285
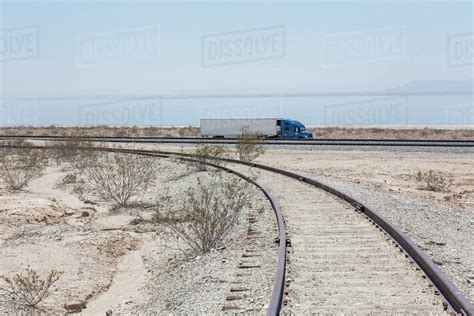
385;80;473;93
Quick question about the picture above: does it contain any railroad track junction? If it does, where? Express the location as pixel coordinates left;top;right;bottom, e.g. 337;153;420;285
0;138;472;315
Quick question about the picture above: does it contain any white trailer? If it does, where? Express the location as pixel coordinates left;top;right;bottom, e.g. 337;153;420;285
200;118;279;138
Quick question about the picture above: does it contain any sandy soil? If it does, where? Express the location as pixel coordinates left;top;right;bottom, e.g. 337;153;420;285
84;240;151;315
0;155;276;314
251;149;474;212
0;161;176;313
0;126;199;138
1;142;472;312
0;164;142;313
310;126;474;140
1;126;473;140
137;144;474;212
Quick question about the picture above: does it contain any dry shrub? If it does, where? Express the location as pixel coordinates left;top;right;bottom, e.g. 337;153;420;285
70;147;103;171
55;173;80;189
180;126;199;137
236;128;266;162
188;145;229;172
416;170;452;192
97;233;140;258
165;171;253;254
61;173;77;184
0;141;48;191
50;137;82;165
0;267;63;309
84;152;156;207
50;138;100;170
72;184;86;201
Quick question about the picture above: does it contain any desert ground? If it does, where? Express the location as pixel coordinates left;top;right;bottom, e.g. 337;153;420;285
256;148;474;212
146;143;474;300
0;152;276;314
141;143;474;211
0;128;472;313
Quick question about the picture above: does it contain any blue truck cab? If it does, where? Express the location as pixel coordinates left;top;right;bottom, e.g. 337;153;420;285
278;119;313;139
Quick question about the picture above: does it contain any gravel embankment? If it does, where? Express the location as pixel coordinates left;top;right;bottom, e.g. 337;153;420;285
97;159;279;314
83;159;277;315
134;180;278;314
297;172;474;302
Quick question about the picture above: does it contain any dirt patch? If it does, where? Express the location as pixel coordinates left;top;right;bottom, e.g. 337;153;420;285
0;155;275;314
0;162;160;313
138;144;474;212
0;126;199;138
309;126;474;140
94;232;141;258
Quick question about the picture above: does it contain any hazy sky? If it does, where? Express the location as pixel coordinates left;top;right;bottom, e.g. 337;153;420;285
0;1;473;126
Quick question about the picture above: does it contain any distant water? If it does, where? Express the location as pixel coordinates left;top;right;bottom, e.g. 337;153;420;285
0;95;472;127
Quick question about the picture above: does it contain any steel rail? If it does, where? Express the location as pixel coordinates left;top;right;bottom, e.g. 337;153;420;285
153;149;474;316
1;135;473;147
1;142;473;315
2;134;474;142
0;144;287;316
2;135;474;143
101;140;473;147
79;144;474;315
99;147;288;316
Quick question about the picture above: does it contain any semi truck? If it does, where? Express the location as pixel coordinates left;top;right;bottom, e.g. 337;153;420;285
200;118;313;139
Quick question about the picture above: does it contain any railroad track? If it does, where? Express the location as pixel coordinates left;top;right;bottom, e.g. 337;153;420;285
228;163;453;314
1;135;473;147
157;149;473;315
0;141;473;315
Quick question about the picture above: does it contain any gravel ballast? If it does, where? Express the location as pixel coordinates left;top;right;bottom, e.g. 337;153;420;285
98;158;279;314
134;172;278;314
295;171;474;302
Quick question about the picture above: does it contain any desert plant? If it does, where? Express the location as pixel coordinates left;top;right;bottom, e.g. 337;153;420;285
165;171;253;254
84;152;156;207
415;170;452;192
69;146;103;171
0;267;63;309
50;138;101;170
62;173;78;184
188;144;229;172
55;173;79;189
236;127;266;162
72;184;86;201
0;141;48;191
49;137;82;165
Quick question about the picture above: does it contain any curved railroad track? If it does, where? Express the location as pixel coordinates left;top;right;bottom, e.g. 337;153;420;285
0;140;473;315
152;148;473;315
1;135;473;147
